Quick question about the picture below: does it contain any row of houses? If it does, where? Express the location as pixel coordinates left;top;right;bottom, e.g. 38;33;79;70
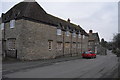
0;1;100;60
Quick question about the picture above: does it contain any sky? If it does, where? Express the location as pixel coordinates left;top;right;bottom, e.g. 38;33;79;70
0;0;119;42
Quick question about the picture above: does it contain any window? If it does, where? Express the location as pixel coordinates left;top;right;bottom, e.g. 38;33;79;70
1;23;4;30
73;43;76;48
7;38;16;50
65;43;70;48
57;29;62;35
66;31;70;36
78;43;81;48
57;42;62;50
10;20;15;28
88;42;93;45
78;34;81;38
72;32;76;37
48;41;53;50
83;35;85;39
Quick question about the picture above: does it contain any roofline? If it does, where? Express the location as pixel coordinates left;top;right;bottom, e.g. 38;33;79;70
1;1;89;35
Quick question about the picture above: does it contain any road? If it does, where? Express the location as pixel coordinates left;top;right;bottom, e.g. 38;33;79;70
3;52;118;78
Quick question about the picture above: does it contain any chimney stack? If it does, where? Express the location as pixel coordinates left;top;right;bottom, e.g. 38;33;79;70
89;30;93;33
67;18;70;23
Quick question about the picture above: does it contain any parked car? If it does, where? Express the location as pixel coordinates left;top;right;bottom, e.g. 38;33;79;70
82;51;96;58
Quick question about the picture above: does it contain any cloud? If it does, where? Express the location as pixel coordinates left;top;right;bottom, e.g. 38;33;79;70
0;1;118;42
0;0;119;2
72;2;118;41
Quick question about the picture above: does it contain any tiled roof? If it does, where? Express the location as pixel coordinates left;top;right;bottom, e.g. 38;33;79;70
2;1;88;36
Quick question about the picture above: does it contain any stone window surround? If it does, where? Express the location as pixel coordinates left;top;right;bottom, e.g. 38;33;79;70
10;20;15;29
57;28;62;35
57;42;62;50
48;40;53;50
7;38;16;50
66;31;70;36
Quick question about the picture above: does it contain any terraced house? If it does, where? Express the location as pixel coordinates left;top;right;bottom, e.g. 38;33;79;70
88;30;100;54
1;1;90;60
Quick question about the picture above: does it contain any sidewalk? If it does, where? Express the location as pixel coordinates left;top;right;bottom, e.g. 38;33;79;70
3;56;82;75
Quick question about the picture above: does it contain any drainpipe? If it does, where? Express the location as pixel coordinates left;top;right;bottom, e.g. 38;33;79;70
81;35;83;54
70;32;72;57
1;14;6;58
76;34;78;56
2;28;5;58
63;31;65;56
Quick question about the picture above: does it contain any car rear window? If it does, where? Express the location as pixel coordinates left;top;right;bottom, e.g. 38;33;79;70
85;51;94;54
85;52;90;54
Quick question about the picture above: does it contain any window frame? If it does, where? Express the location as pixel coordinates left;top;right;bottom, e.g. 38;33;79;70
72;32;76;37
78;33;81;38
57;42;62;50
10;20;15;29
7;38;16;50
73;42;76;48
66;31;70;36
65;42;70;48
83;35;85;39
48;40;53;50
57;29;62;35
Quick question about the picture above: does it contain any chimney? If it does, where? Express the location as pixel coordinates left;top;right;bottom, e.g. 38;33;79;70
89;30;93;33
67;18;70;23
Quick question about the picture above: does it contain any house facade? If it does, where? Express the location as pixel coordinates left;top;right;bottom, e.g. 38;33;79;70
1;1;90;60
88;30;100;54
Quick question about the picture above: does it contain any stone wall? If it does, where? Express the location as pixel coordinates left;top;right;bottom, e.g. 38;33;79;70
3;19;89;60
3;19;24;59
20;20;57;60
64;32;71;56
0;18;2;55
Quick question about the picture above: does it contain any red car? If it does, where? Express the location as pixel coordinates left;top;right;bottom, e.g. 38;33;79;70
82;51;96;58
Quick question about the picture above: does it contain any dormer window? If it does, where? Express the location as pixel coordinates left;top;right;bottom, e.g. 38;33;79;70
72;29;76;37
83;35;85;39
78;33;81;38
78;31;81;38
66;31;70;36
57;29;62;35
73;32;76;37
10;20;15;28
1;23;4;30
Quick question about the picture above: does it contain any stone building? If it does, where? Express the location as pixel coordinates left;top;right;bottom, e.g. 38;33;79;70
0;18;2;55
1;1;89;60
88;30;100;54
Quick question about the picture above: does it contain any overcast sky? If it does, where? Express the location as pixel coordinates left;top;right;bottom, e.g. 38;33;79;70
0;0;119;42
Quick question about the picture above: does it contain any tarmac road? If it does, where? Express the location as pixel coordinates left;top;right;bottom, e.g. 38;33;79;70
3;52;118;78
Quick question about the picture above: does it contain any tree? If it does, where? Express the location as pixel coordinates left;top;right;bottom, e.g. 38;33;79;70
112;33;120;56
113;33;120;49
100;38;107;48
